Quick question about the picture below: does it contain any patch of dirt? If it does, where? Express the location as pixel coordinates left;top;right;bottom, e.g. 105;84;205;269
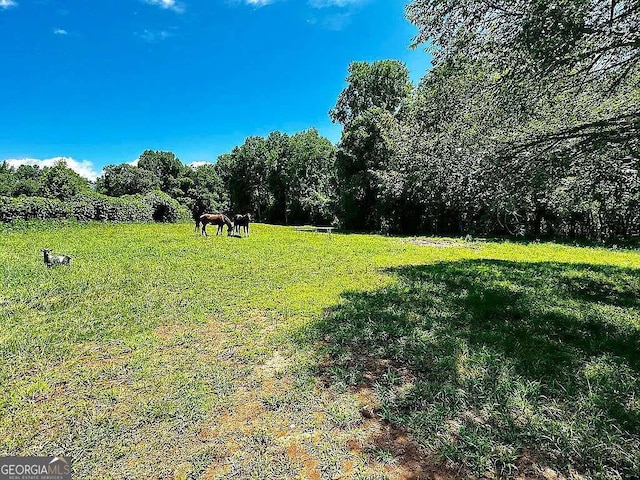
202;459;231;479
257;350;290;379
285;443;321;480
407;239;469;248
154;320;224;345
346;385;461;480
514;449;590;480
370;422;461;480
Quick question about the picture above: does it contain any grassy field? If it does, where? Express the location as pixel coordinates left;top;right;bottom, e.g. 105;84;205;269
0;222;639;479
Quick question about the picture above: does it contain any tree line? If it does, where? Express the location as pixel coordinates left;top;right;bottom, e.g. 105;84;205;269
331;0;639;240
2;0;638;240
0;128;338;226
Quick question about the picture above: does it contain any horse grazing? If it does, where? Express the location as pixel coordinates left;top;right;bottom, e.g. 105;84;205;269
233;214;251;237
197;214;233;237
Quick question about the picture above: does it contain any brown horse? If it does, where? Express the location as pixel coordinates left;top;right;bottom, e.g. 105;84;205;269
233;213;251;237
196;213;233;236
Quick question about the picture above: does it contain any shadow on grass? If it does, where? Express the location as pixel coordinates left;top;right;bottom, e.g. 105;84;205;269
312;260;640;478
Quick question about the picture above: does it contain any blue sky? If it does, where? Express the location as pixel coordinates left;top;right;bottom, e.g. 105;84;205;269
0;0;432;179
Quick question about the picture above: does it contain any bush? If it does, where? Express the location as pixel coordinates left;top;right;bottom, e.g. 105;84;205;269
140;191;190;223
0;190;189;224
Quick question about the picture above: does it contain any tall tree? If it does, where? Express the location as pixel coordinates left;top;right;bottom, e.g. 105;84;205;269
12;164;42;197
287;128;337;225
265;131;292;223
96;164;161;197
137;150;184;197
217;137;270;220
406;0;640;152
330;60;412;230
216;129;337;225
38;161;90;200
0;162;15;196
184;163;227;218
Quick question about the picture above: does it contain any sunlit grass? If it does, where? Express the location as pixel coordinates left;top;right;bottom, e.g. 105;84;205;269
1;222;638;478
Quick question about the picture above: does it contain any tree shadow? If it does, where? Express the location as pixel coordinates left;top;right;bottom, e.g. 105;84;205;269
312;260;640;478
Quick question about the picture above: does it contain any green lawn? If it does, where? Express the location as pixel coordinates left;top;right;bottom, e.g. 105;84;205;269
1;222;638;479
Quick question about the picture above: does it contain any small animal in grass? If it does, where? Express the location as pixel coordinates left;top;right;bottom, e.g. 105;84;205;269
40;249;71;267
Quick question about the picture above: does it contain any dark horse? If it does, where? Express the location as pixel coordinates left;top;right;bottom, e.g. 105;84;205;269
233;214;251;237
196;213;233;236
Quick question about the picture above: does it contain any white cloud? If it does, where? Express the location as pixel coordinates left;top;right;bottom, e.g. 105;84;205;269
129;159;139;166
144;0;185;13
53;28;68;35
245;0;271;6
0;0;17;10
3;157;101;181
188;161;213;168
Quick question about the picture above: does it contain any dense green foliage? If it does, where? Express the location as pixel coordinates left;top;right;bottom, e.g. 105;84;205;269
365;0;640;239
329;60;413;231
95;163;161;197
0;190;188;223
1;223;638;478
97;151;228;218
0;161;92;200
1;156;223;224
1;135;336;226
216;129;337;225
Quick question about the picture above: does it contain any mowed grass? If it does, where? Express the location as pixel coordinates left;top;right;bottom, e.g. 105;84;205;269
0;222;639;479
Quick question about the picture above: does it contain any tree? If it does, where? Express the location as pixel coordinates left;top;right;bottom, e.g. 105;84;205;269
137;150;184;197
96;164;161;197
379;0;640;239
286;129;337;225
330;61;413;125
217;137;270;220
408;0;640;89
12;164;42;197
38;161;90;200
330;60;412;230
216;129;337;225
183;163;227;218
0;162;15;196
406;0;640;155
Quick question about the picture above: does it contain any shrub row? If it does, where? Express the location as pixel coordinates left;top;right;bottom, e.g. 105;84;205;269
0;190;190;223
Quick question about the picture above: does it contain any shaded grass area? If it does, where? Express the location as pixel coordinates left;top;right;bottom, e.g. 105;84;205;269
313;260;640;478
1;222;639;478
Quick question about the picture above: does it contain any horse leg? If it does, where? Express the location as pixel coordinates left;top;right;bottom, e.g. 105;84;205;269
202;223;207;237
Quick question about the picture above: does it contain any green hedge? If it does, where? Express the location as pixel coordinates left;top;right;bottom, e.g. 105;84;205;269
0;190;190;223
